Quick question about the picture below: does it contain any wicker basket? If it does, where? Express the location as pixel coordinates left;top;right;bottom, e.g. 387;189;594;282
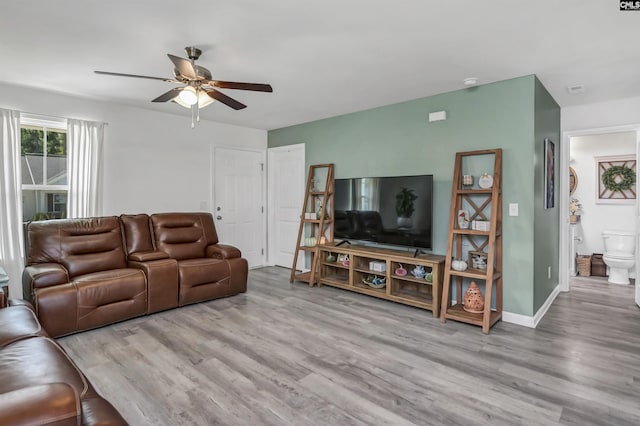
576;254;592;277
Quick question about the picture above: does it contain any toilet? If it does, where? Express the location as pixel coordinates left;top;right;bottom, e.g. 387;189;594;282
602;230;636;285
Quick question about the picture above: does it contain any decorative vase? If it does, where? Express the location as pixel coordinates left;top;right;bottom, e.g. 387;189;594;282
463;281;485;313
457;210;470;229
569;215;579;224
397;216;412;229
395;264;407;276
411;265;426;278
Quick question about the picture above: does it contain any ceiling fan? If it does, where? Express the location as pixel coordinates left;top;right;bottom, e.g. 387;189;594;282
95;46;272;127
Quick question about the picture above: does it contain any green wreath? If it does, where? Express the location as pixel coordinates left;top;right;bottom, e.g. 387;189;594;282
602;165;636;192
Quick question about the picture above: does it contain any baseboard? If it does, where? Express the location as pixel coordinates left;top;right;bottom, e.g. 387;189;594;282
502;283;560;328
502;311;536;328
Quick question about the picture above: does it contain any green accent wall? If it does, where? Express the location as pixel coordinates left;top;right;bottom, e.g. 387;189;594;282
533;77;561;312
269;75;560;317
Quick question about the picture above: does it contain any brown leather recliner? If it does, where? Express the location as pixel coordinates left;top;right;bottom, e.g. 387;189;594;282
0;302;127;425
22;217;147;338
149;213;248;306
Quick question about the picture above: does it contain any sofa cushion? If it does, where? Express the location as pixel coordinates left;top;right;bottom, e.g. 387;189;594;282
26;217;127;278
151;213;219;260
178;258;230;287
0;305;45;347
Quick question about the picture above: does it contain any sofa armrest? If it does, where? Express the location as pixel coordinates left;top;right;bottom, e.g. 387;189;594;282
128;250;170;262
0;383;81;426
206;244;241;260
22;264;70;304
23;264;69;290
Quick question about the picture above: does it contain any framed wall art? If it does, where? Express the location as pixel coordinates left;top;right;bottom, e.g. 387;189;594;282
569;167;578;195
595;154;636;204
544;138;555;209
468;251;488;271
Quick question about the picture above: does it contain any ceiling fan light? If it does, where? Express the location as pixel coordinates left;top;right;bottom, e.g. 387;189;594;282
197;91;215;108
173;90;215;109
178;86;198;105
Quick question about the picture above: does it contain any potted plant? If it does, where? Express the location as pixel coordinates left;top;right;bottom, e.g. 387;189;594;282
569;198;582;223
395;187;418;228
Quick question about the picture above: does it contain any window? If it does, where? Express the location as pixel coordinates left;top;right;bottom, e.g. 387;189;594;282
21;117;68;221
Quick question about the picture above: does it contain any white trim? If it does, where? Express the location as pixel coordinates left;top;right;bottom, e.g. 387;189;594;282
502;311;535;328
502;283;561;328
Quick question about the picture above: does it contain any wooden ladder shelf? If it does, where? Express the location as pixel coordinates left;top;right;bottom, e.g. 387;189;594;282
440;149;503;334
290;164;335;287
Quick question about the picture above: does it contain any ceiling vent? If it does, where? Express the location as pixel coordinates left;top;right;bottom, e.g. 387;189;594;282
567;84;586;94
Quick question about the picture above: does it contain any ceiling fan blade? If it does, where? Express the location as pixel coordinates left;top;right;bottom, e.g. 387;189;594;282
151;87;183;103
204;89;247;110
167;54;197;79
94;70;177;82
211;81;273;92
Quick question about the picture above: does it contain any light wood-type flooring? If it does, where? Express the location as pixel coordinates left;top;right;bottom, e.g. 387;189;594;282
58;268;640;425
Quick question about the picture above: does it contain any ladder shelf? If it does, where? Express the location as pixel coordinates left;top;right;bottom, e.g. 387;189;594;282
290;164;335;287
440;149;503;334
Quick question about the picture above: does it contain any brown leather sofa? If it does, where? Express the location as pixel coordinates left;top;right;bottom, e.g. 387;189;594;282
23;212;248;338
0;299;127;425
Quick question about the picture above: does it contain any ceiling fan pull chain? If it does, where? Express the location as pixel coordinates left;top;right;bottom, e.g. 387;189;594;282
196;99;201;123
191;104;195;129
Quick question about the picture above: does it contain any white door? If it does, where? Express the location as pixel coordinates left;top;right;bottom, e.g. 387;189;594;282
268;144;305;269
214;147;265;268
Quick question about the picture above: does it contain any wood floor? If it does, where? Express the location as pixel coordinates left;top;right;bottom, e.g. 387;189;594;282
58;268;640;426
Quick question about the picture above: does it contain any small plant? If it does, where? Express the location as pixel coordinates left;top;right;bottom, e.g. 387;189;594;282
569;198;582;215
31;212;50;221
395;187;418;218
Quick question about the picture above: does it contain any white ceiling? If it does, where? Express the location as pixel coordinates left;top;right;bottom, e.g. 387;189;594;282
1;1;638;130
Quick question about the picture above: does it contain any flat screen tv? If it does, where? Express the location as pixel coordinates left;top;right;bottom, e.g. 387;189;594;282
333;175;433;250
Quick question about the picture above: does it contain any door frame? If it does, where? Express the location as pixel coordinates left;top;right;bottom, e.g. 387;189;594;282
267;143;305;267
212;145;267;268
560;124;640;294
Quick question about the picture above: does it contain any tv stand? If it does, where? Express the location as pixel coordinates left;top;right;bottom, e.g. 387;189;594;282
317;243;445;317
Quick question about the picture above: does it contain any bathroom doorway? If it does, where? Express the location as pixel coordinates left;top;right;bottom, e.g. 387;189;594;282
560;126;640;307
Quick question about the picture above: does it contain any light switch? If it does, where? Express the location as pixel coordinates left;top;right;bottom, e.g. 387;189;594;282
509;203;519;216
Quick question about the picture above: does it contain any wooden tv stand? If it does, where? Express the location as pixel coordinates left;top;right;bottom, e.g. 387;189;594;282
317;243;445;317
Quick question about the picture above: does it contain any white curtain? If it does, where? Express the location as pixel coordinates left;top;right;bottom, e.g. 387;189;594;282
0;108;24;298
67;119;104;218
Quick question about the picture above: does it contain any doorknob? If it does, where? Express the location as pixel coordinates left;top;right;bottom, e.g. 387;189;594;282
216;215;222;220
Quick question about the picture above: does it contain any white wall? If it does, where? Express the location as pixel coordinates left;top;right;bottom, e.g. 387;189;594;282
562;95;640;131
570;132;636;256
0;82;266;297
0;82;267;215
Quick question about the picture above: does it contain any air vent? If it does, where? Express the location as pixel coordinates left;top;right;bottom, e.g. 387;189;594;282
567;84;586;94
